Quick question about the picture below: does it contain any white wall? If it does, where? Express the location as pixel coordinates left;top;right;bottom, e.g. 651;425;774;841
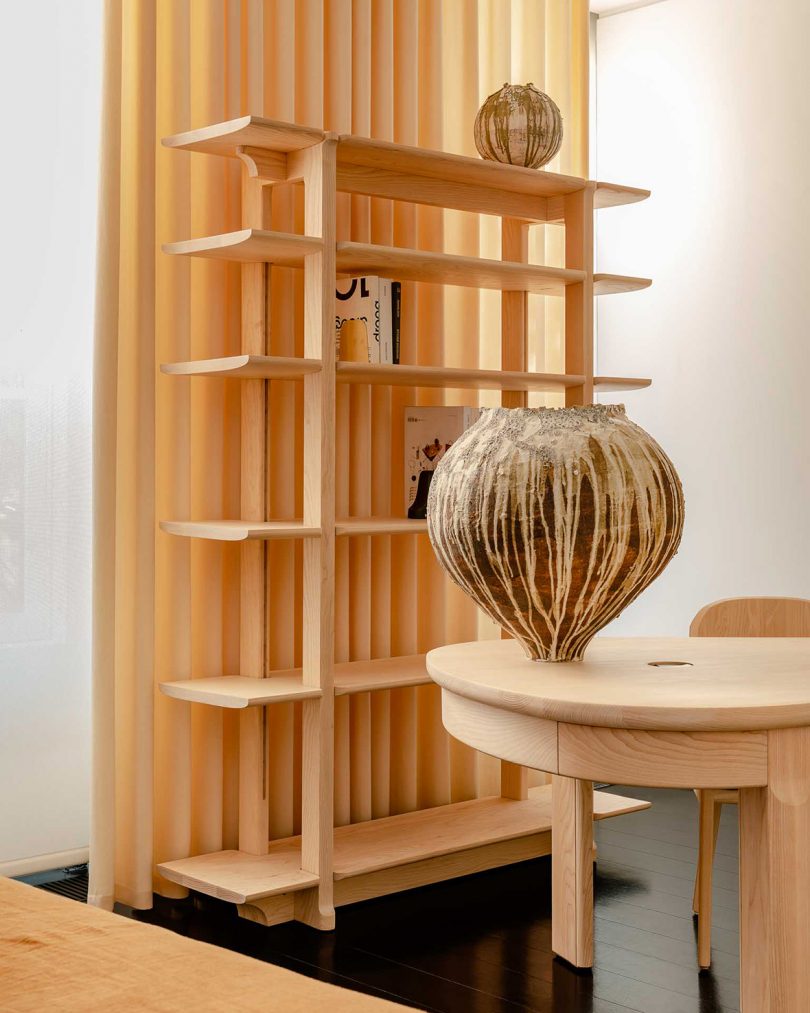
595;0;810;635
0;2;102;872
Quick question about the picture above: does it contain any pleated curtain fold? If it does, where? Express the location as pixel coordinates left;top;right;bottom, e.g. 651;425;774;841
90;0;589;911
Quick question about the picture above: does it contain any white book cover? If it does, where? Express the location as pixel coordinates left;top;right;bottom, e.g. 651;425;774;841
335;276;383;364
404;406;479;518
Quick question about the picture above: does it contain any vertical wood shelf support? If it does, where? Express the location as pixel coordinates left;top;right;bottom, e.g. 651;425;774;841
499;216;531;802
291;137;338;930
237;170;271;855
563;185;595;407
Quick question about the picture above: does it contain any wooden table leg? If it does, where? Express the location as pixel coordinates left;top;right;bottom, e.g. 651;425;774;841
552;774;594;968
740;727;810;1011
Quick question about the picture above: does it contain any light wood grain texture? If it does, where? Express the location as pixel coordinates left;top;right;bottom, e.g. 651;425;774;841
691;595;810;970
162;228;322;264
592;273;651;295
763;726;810;1012
159;655;430;707
336;361;584;392
333;654;429;695
426;637;810;731
593;375;652;392
159;520;320;541
332;794;554;879
696;787;719;967
160;354;321;379
297;138;338;931
160;518;426;540
587;788;652;819
564;186;595;406
333;834;551;906
336;241;584;295
158;676;321;708
558;724;768;788
238;174;269;857
236;895;295;927
739;785;770;1011
161;358;652;395
336;161;553;222
593;181;651;208
162;114;325;155
552;776;594;968
236;145;288;181
157;846;319;904
162;116;649;211
334;518;427;536
441;690;558;772
691;596;810;638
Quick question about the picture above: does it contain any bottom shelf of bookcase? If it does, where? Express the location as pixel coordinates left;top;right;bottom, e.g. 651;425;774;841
157;787;649;912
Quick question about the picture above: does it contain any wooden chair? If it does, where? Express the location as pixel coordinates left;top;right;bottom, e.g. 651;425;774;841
689;596;810;969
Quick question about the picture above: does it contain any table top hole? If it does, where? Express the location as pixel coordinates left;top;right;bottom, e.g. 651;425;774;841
648;660;694;668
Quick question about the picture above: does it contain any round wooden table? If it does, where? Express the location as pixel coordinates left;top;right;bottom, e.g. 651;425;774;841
427;636;810;1012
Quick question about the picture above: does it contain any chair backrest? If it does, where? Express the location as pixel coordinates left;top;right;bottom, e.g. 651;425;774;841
690;597;810;638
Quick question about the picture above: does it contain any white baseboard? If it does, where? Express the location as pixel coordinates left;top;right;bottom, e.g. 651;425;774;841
0;847;89;879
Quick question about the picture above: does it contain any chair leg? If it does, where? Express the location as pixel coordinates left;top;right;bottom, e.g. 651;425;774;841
695;790;723;969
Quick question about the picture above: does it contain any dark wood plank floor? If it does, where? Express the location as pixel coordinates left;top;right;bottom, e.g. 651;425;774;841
121;787;740;1012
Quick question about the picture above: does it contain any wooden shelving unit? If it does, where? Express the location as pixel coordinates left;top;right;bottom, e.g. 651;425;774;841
157;115;652;930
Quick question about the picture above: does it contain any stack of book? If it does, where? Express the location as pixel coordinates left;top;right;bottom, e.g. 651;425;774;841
336;276;401;364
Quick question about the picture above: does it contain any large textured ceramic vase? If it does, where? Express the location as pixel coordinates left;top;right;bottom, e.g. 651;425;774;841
427;405;684;662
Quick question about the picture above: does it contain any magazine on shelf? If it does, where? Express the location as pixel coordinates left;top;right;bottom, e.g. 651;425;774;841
404;406;479;519
335;276;400;365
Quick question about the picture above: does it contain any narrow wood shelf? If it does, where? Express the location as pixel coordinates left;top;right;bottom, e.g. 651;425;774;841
162;229;323;265
336;242;584;295
160;519;426;541
593;273;652;295
163;115;325;155
594;181;650;209
159;520;320;541
161;354;321;379
335;654;429;694
335;518;427;536
162;116;649;215
159;655;431;709
594;376;652;392
336;362;583;392
159;675;322;708
158;844;318;904
333;795;551;880
332;786;651;880
156;787;649;906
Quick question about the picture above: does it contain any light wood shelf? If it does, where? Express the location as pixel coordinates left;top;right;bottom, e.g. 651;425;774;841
160;354;321;379
336;362;582;391
335;518;427;536
159;655;431;709
593;273;652;295
160;356;650;394
159;675;322;708
337;241;583;295
157;787;650;906
160;518;427;541
158;843;318;904
162;115;650;220
162;228;322;264
159;520;320;541
594;376;652;392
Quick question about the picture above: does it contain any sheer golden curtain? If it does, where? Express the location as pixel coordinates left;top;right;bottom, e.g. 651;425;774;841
91;0;588;910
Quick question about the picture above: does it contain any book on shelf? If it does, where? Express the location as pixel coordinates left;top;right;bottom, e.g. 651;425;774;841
336;276;401;365
404;406;479;519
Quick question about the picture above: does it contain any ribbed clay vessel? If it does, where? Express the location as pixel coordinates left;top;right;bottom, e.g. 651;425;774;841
427;405;684;662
